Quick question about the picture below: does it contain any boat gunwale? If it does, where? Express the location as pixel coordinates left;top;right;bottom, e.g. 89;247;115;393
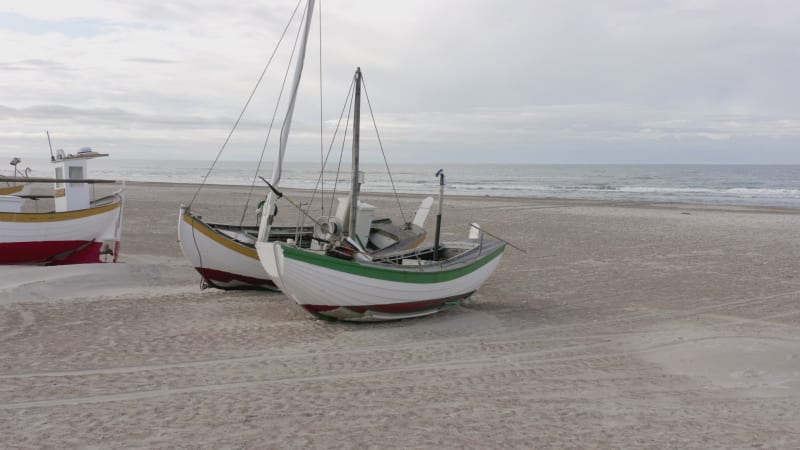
181;208;260;259
181;208;314;259
277;239;506;284
0;193;122;223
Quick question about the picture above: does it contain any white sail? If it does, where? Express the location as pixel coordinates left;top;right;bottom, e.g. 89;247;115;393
177;0;318;290
258;0;317;242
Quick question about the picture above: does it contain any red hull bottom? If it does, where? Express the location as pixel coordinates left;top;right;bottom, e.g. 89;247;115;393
0;240;116;265
195;267;278;291
301;291;477;321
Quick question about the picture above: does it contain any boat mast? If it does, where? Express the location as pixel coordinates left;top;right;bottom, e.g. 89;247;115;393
349;67;362;239
46;131;55;162
434;169;445;259
258;0;316;241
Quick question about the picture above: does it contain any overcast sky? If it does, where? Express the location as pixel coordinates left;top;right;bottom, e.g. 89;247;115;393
1;0;799;165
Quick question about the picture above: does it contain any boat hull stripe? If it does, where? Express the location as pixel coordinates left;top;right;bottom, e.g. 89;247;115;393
0;185;25;196
182;212;258;259
302;291;474;314
281;244;505;284
196;267;277;290
0;240;102;264
0;199;120;223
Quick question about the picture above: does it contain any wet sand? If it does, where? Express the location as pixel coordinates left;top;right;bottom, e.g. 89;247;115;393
1;182;799;448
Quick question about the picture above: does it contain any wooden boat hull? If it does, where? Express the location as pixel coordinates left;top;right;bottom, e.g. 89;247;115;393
0;193;123;265
178;207;279;290
257;240;505;322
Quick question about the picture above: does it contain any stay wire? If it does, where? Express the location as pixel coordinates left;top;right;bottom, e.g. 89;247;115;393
239;0;309;227
361;74;407;224
301;76;355;219
318;0;325;215
329;80;355;217
187;0;304;208
296;0;330;231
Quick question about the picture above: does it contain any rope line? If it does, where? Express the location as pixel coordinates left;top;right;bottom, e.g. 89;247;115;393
301;74;354;226
187;0;304;208
329;80;355;217
318;0;325;216
239;0;309;227
361;74;408;224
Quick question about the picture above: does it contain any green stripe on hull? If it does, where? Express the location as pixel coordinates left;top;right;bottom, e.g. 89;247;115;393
281;244;505;284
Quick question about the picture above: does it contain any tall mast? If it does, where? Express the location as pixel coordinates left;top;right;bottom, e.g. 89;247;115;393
258;0;316;241
349;67;362;239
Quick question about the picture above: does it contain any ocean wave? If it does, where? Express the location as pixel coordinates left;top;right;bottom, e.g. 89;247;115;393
619;186;800;197
18;159;800;207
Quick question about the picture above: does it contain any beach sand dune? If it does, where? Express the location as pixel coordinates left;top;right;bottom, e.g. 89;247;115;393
1;183;799;448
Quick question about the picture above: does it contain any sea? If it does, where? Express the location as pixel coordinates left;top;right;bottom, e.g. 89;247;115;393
9;158;800;208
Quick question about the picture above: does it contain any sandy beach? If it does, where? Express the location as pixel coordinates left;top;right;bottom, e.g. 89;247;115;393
1;182;799;448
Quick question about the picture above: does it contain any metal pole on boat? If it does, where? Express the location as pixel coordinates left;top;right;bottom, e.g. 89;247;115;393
434;169;445;260
260;177;325;229
10;157;20;178
348;68;362;239
46;131;55;162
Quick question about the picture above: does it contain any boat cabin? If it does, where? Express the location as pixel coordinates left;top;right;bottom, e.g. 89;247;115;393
53;147;108;212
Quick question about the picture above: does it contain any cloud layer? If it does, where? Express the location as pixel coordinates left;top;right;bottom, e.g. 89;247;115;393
1;0;799;164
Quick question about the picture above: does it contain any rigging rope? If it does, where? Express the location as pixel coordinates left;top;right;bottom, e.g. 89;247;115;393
187;0;304;209
328;79;355;217
361;74;408;224
239;0;310;227
279;0;327;233
318;0;325;216
300;72;410;226
299;76;355;220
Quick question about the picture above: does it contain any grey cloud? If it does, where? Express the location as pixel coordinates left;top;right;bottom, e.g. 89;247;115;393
0;103;269;131
127;0;299;32
125;57;179;64
0;59;69;72
2;0;799;163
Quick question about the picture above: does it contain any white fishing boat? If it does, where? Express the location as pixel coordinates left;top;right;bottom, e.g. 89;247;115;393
177;0;318;290
178;0;430;290
179;209;313;289
256;68;507;321
0;148;124;265
179;201;430;290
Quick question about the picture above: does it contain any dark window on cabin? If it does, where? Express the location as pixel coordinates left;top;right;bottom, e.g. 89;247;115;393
69;166;83;185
